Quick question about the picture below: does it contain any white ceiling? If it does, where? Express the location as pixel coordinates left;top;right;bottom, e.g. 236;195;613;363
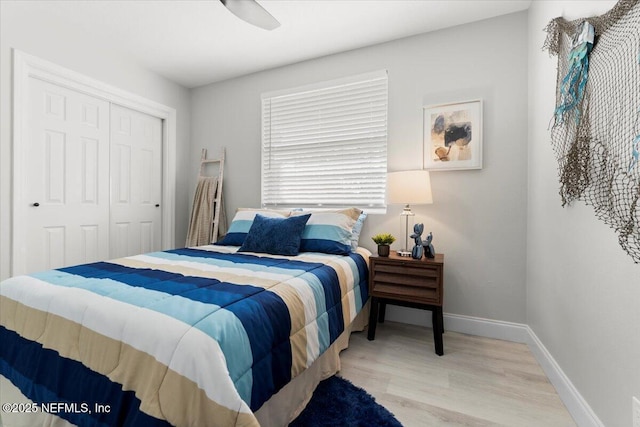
15;0;531;88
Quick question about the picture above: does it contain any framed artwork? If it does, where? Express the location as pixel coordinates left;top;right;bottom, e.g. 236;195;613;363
423;99;483;171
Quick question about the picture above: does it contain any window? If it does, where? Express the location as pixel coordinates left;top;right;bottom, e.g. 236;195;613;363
261;70;388;211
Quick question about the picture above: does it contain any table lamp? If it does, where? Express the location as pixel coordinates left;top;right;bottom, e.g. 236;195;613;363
387;170;433;257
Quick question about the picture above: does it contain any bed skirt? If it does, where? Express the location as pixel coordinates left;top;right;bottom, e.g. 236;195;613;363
0;302;369;427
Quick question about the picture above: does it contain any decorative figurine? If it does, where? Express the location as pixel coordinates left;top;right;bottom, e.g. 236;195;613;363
410;223;424;259
423;232;435;259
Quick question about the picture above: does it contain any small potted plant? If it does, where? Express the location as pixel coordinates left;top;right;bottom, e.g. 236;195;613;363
371;233;396;257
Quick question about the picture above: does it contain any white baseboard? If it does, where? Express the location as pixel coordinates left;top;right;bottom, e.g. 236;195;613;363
436;313;603;427
525;326;604;427
385;307;530;343
443;313;530;343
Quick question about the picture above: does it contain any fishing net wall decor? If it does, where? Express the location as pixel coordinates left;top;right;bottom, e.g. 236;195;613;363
544;0;640;263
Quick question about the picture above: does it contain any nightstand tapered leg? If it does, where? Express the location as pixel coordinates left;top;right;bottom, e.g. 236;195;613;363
378;302;386;323
433;306;444;356
432;309;444;334
367;297;378;340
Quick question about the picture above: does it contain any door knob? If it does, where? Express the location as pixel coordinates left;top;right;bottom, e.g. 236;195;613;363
32;202;40;207
155;204;160;207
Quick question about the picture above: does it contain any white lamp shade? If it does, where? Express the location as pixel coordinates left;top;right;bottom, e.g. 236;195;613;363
387;170;433;205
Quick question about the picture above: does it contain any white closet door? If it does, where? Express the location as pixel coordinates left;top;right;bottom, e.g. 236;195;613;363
110;104;163;258
24;77;110;272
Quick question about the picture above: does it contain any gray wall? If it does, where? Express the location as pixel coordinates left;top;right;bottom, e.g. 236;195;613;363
527;2;640;426
190;12;529;324
0;1;192;280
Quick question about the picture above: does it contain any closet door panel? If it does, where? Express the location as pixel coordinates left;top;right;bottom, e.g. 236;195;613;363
24;78;110;273
110;104;162;259
81;136;100;204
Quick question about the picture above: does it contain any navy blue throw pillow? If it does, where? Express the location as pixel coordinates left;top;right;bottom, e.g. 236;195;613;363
239;214;311;256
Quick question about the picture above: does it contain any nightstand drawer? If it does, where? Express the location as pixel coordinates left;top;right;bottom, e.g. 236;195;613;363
368;252;444;306
372;283;439;304
372;265;439;289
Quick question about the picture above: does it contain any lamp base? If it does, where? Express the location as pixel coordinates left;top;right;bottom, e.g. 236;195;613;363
397;250;412;257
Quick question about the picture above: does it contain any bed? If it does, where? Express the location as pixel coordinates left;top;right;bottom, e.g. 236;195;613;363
0;208;371;427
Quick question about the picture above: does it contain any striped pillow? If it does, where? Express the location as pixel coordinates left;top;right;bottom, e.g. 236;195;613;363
216;208;290;246
350;212;368;251
292;208;362;255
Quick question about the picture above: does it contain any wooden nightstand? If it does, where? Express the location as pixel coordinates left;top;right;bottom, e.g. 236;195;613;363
367;251;445;355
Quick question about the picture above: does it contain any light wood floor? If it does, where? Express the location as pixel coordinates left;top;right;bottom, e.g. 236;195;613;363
338;321;576;427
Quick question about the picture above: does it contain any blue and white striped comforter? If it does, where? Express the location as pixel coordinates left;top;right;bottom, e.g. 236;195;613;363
0;245;370;427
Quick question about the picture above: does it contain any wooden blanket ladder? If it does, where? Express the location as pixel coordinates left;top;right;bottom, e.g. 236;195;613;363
199;148;225;243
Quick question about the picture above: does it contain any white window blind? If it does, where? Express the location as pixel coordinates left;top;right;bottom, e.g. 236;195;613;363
261;70;388;210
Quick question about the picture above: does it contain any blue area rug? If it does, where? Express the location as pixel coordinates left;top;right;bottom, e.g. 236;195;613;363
289;375;403;427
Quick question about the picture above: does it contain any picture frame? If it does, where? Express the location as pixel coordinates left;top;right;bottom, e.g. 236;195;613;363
423;99;483;171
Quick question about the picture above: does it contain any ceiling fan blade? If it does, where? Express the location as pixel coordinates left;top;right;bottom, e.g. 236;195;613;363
220;0;281;31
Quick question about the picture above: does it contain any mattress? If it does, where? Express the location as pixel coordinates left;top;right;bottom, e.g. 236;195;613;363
0;245;370;427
